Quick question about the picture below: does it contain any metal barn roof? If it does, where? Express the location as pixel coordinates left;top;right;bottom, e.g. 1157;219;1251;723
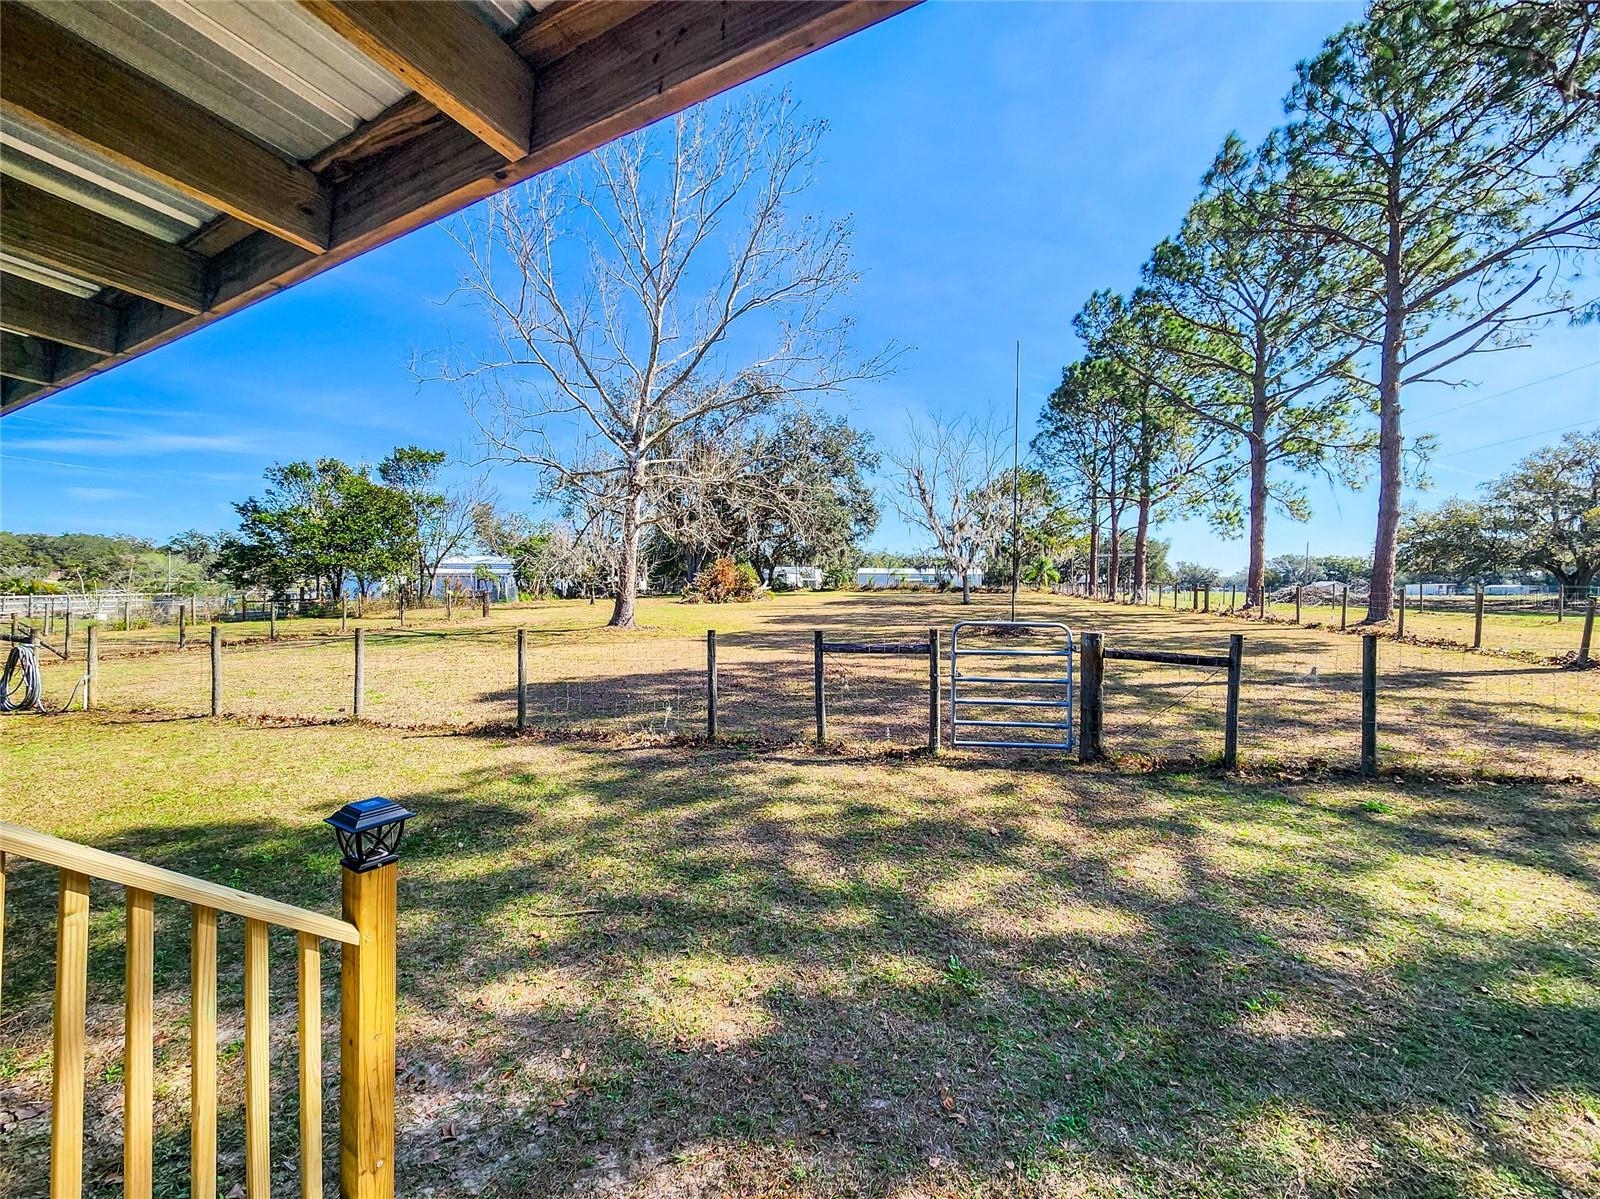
0;0;913;412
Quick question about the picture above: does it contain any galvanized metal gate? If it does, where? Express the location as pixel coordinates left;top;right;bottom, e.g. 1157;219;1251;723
949;620;1075;750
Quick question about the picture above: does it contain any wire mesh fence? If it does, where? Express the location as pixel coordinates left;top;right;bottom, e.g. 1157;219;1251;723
19;598;1598;778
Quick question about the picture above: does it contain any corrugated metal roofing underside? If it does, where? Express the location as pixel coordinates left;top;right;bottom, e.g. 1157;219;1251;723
0;0;914;412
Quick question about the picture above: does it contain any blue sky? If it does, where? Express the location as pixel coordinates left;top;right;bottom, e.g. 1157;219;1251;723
2;1;1596;572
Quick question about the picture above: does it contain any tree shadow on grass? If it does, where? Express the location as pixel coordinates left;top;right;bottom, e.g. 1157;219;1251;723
4;748;1597;1196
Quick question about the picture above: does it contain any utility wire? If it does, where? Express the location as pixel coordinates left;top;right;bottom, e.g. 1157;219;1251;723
1410;359;1600;426
1436;416;1599;458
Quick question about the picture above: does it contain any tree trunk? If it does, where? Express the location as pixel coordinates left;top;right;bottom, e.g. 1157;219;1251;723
1244;446;1268;612
1365;219;1406;623
961;570;972;605
1086;497;1100;599
1133;494;1150;604
1106;501;1121;601
610;472;645;629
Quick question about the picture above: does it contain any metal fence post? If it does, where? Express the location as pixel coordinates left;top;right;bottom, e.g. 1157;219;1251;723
1223;633;1243;771
1361;634;1378;777
813;630;826;744
1474;586;1485;649
516;628;527;731
85;625;97;710
353;628;365;721
209;626;221;717
928;627;941;754
706;629;718;742
1578;598;1596;669
1078;631;1104;763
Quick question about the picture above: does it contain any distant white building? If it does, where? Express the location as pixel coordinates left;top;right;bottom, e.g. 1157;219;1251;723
772;565;824;589
855;566;984;589
431;555;519;601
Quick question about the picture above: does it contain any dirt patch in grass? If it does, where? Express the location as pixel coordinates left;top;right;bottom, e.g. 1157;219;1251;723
3;713;1598;1197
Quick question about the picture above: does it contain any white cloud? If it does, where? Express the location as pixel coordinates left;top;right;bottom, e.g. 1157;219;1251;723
64;486;132;502
9;431;260;456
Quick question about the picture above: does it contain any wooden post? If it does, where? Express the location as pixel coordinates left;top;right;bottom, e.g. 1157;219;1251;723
178;603;187;649
342;596;349;633
1078;631;1104;763
1204;585;1211;614
1578;598;1596;669
1223;633;1243;771
26;594;33;619
123;599;130;631
85;625;97;710
352;628;365;721
1191;585;1198;611
481;592;489;618
63;609;71;659
340;859;398;1199
1396;588;1405;637
1156;583;1163;607
1473;586;1484;649
270;605;278;641
210;626;221;717
125;889;154;1199
706;629;718;741
928;627;941;754
1294;583;1302;624
1231;583;1237;612
1361;634;1378;777
1340;584;1349;631
51;869;90;1199
191;907;217;1199
446;591;453;621
516;628;527;731
1557;588;1564;622
813;630;826;744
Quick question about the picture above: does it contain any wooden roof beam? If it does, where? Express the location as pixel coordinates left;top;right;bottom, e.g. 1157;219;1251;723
300;1;537;161
1;331;56;385
0;4;331;253
1;179;208;315
0;275;120;355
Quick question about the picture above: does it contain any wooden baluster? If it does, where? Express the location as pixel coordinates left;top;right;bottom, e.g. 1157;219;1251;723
0;851;7;1009
126;889;155;1199
299;933;324;1199
244;918;271;1199
192;906;218;1199
51;870;90;1199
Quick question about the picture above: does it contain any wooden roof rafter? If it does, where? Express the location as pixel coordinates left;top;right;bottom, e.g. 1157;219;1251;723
0;0;916;416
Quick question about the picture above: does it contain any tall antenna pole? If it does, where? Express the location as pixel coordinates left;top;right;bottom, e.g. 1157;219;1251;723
1011;339;1021;621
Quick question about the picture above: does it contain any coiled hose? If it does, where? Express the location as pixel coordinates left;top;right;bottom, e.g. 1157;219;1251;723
1;641;46;712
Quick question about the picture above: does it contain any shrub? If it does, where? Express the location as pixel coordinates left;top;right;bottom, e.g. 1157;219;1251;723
685;558;760;604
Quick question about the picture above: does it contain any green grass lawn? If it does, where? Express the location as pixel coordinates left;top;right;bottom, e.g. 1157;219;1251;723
4;713;1597;1197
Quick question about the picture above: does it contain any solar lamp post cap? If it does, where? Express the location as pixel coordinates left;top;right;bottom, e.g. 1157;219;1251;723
326;797;415;872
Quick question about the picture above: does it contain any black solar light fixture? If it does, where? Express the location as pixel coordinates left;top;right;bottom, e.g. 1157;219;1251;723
326;797;414;872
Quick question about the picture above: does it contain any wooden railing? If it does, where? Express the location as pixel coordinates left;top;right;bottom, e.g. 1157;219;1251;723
0;802;408;1199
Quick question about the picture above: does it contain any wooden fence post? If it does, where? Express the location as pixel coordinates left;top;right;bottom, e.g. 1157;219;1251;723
1557;588;1564;622
706;630;718;742
269;605;277;641
85;625;97;711
1474;586;1485;649
210;626;221;717
813;630;826;745
1340;585;1349;631
1294;583;1302;624
481;593;489;618
516;628;527;731
1230;583;1237;612
334;804;403;1199
1578;598;1596;669
1223;633;1243;771
445;591;453;622
63;610;71;660
178;604;186;650
1204;585;1211;613
1156;583;1163;607
928;627;941;754
352;628;365;721
1361;634;1378;777
342;597;349;634
123;600;130;631
1078;631;1104;763
1396;589;1405;637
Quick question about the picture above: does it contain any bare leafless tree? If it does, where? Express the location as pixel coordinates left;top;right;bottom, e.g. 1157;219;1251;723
423;90;891;627
889;415;1012;604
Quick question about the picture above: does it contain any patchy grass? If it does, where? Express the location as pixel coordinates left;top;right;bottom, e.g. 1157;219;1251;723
3;712;1598;1197
36;590;1596;780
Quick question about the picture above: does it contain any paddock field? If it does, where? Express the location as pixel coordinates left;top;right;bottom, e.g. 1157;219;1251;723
32;589;1599;780
1265;593;1593;660
3;714;1597;1198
